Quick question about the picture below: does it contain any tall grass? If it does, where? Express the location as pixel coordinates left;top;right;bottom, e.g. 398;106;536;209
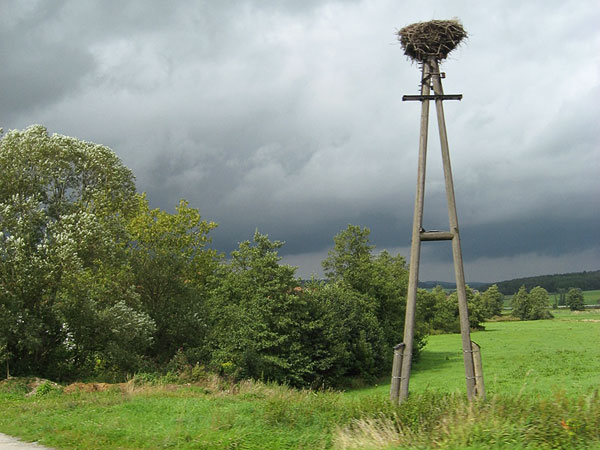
335;390;600;449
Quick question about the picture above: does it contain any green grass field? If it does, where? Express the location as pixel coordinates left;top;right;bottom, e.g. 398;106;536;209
1;310;599;449
583;289;600;304
352;309;600;399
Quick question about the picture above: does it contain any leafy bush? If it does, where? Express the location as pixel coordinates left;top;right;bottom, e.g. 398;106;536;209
34;381;61;397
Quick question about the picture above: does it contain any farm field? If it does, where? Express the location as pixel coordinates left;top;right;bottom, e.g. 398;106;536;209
1;310;599;449
583;289;600;304
352;309;600;399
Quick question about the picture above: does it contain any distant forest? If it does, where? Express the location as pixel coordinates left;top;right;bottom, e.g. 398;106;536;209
419;270;600;295
484;270;600;295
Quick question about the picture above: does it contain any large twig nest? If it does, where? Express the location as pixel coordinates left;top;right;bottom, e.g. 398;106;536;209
397;19;467;62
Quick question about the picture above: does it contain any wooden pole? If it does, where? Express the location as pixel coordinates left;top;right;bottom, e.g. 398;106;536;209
429;57;477;400
389;343;405;403
471;341;486;399
399;61;431;402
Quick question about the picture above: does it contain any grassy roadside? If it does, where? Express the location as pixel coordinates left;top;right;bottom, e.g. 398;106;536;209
1;379;386;449
1;310;599;449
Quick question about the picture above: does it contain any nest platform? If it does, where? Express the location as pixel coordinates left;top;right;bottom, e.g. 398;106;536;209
398;20;467;63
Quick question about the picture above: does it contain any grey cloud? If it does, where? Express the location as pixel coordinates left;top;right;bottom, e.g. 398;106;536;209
1;0;598;282
0;4;95;117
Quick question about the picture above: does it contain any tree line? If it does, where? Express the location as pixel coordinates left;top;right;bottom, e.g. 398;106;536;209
0;126;533;387
484;270;600;295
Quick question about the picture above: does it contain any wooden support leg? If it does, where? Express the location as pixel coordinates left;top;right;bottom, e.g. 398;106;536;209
429;57;478;400
471;341;486;399
389;343;405;403
399;61;431;402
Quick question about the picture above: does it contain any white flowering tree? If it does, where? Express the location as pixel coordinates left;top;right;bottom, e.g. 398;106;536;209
0;126;154;378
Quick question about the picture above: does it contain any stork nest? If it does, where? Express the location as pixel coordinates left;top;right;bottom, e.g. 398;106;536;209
397;20;467;62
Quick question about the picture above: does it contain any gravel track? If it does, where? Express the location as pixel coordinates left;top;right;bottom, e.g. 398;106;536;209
0;434;53;449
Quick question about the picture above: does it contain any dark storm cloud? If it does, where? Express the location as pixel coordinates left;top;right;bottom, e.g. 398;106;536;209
1;0;598;281
0;2;95;116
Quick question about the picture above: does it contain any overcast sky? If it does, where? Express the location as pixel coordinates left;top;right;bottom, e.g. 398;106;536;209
1;0;599;282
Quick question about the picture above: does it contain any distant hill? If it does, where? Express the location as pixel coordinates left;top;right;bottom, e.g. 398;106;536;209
480;270;600;295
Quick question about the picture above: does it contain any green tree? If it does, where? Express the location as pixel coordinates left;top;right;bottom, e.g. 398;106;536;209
0;125;136;221
322;225;423;359
442;286;486;332
368;250;411;349
566;288;585;311
127;195;218;364
322;224;374;292
0;194;59;377
415;286;443;330
50;211;155;377
206;232;313;386
511;285;553;320
301;281;386;386
206;227;390;388
511;285;530;320
0;126;150;378
419;286;456;333
527;286;553;320
481;284;504;317
206;230;395;388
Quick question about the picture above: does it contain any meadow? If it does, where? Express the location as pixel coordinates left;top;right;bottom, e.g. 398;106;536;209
583;289;600;304
1;310;599;449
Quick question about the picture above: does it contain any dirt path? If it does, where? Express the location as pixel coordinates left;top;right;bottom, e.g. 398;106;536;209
0;433;53;449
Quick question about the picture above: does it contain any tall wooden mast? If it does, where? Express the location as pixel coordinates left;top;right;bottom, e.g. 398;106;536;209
390;20;485;402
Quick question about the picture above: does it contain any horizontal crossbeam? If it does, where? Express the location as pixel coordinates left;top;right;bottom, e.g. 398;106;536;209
402;94;463;101
420;231;454;241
